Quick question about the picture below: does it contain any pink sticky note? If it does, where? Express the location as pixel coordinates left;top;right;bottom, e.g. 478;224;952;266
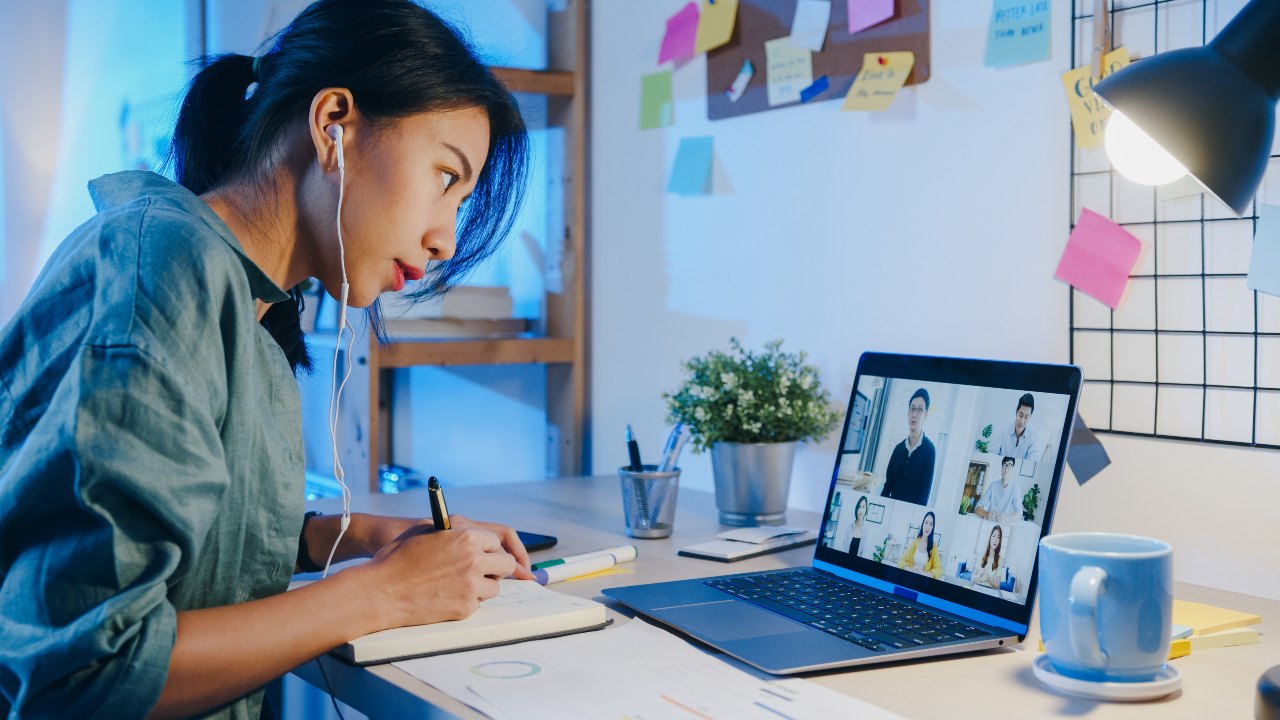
848;0;894;34
1055;208;1143;310
659;2;699;64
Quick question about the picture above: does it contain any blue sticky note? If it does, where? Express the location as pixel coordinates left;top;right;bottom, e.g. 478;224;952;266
667;137;714;196
799;75;829;103
1247;204;1280;297
984;0;1051;68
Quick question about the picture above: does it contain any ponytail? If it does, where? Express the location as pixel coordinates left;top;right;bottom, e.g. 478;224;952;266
170;54;256;195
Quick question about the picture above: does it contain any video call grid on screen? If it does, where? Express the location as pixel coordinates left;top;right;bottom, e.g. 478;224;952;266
817;371;1071;613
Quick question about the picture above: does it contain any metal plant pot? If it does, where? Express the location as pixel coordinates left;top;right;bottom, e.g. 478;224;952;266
709;441;798;526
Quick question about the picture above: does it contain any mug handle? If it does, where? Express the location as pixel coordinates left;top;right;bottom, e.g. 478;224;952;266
1067;565;1109;670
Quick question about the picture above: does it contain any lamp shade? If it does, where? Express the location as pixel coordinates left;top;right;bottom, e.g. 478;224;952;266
1093;0;1280;216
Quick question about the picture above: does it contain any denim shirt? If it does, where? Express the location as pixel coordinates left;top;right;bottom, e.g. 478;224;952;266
0;171;305;719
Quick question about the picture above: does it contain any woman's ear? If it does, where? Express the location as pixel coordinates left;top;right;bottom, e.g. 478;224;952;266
308;88;357;171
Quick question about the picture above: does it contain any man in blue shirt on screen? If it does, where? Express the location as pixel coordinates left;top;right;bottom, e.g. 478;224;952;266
994;393;1041;463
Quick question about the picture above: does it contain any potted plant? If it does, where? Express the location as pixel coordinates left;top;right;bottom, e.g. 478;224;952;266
664;338;840;526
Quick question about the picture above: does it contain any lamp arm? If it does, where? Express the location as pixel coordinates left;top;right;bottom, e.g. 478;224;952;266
1211;0;1280;98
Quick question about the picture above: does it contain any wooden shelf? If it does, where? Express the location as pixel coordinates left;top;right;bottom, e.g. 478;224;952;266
490;66;575;96
377;337;575;368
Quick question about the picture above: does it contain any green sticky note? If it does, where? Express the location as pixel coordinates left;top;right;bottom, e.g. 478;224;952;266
640;71;674;130
667;136;713;196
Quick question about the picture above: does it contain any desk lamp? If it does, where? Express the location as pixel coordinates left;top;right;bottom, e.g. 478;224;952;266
1092;0;1280;215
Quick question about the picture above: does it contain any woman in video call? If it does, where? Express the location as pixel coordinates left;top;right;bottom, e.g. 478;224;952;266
971;525;1005;590
847;495;869;557
897;511;943;579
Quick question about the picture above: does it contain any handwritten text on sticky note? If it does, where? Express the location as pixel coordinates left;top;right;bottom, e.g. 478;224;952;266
985;0;1051;68
1061;47;1130;149
842;52;914;111
1055;208;1143;309
765;37;814;106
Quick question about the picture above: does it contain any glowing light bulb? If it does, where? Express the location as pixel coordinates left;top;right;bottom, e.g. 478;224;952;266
1104;111;1189;186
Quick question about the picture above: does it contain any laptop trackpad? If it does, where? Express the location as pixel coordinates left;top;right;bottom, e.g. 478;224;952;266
652;600;809;643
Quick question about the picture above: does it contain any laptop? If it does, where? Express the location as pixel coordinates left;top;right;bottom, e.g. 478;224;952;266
604;352;1082;674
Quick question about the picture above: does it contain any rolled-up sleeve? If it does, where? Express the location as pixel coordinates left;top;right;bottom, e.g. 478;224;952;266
0;341;229;719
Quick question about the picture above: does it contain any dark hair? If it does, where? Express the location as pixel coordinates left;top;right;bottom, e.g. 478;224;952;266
918;511;936;556
169;0;528;373
853;495;869;523
981;525;1003;571
910;388;930;410
1001;456;1016;468
1017;393;1035;414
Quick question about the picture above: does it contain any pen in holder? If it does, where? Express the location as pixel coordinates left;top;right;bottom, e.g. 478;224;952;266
618;465;680;539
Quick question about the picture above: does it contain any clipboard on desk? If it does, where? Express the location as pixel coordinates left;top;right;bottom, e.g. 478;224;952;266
706;0;931;121
679;527;818;562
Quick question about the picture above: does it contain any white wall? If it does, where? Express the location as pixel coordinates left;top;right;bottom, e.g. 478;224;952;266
589;1;1280;599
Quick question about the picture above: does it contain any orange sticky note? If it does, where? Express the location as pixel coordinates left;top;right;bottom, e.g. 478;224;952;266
841;51;913;111
1055;208;1143;309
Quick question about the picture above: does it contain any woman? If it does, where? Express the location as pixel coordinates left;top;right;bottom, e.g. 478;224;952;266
847;495;869;558
0;2;533;718
971;525;1006;590
897;511;942;579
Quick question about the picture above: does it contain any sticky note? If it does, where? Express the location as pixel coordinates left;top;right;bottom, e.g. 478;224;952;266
765;37;814;106
841;51;914;111
639;70;674;130
1247;204;1280;297
790;0;832;52
1061;47;1130;149
667;136;714;196
725;59;753;102
799;75;829;103
984;0;1051;68
695;0;739;54
658;2;699;64
848;0;894;34
1067;411;1111;484
1055;208;1142;309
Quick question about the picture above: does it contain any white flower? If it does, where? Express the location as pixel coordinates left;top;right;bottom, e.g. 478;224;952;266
694;407;706;421
799;374;813;390
721;372;737;388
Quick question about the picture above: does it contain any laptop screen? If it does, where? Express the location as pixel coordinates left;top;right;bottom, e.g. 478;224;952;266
813;353;1081;628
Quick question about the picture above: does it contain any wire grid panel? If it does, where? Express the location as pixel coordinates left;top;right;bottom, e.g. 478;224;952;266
1069;0;1280;448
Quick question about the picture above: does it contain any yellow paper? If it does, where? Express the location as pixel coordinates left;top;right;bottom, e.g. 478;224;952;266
765;37;814;106
695;0;739;54
841;51;914;111
1061;47;1131;149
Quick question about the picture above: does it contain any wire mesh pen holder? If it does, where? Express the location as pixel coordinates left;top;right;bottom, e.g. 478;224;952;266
618;465;680;539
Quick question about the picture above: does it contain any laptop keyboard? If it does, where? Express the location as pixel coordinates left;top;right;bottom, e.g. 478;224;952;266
705;570;991;653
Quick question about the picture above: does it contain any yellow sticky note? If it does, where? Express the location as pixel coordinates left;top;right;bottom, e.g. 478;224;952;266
841;51;914;111
1061;47;1131;149
695;0;739;54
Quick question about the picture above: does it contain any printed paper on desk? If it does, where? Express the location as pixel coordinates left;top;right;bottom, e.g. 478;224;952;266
659;2;699;64
847;0;894;34
765;37;814;106
639;70;674;130
667;136;714;196
791;0;832;52
395;618;907;720
1061;47;1131;149
1247;204;1280;298
696;0;740;54
984;0;1051;68
841;52;914;111
1055;208;1142;309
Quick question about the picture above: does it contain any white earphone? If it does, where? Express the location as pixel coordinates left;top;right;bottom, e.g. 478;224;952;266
323;123;352;577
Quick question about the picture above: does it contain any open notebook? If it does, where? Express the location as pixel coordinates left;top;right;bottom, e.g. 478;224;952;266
335;579;610;665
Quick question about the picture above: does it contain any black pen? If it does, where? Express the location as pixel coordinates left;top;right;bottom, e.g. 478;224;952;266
625;425;644;471
428;476;451;530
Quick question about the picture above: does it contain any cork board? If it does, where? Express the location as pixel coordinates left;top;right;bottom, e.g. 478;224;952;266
706;0;930;121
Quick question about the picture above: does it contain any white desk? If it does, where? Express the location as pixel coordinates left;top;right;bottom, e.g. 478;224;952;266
294;476;1276;719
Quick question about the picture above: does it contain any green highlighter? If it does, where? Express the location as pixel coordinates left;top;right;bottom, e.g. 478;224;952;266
531;545;638;571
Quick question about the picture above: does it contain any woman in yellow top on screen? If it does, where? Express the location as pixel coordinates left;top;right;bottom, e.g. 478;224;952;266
897;511;943;579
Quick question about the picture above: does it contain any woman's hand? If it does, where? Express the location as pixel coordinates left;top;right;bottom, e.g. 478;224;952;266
340;513;533;580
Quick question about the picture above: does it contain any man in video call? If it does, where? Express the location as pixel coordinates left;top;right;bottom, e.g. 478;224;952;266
881;388;936;505
974;456;1023;523
994;392;1041;463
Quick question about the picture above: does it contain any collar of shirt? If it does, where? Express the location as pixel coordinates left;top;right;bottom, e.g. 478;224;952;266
1007;423;1036;449
88;171;289;304
905;433;926;455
